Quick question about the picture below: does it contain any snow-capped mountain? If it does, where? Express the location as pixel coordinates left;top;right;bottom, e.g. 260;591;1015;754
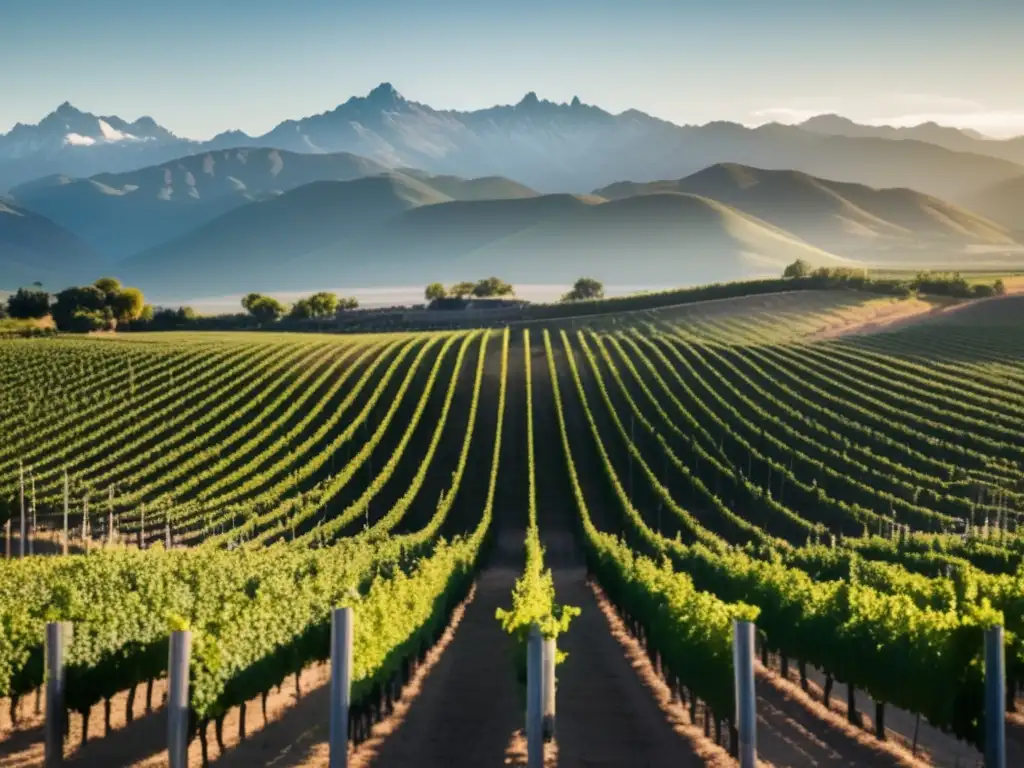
4;84;1024;200
0;103;189;190
2;102;178;155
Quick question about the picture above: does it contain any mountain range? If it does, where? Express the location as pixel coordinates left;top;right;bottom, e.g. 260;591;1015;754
595;164;1019;258
2;84;1024;299
10;148;391;260
100;161;1019;298
796;114;1024;164
114;170;853;295
3;84;1024;202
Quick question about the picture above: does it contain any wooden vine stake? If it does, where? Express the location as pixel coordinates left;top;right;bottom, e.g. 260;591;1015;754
541;636;556;741
985;625;1006;768
329;606;353;768
45;622;72;767
19;460;26;558
62;470;69;556
29;471;36;555
526;624;543;768
168;630;192;768
733;619;757;768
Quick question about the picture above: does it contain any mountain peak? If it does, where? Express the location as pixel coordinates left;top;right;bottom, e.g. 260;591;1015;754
366;82;403;103
570;95;582;108
518;91;540;107
800;113;856;128
52;101;86;118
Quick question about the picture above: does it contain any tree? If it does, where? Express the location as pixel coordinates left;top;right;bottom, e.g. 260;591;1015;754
6;288;51;319
149;306;197;330
52;286;106;331
472;276;514;298
241;293;286;326
94;277;123;297
561;277;604;302
994;279;1007;296
337;296;359;311
288;293;342;320
306;292;339;318
449;281;476;299
138;305;155;323
425;282;447;302
783;259;812;279
288;298;314;320
111;287;146;322
241;293;263;313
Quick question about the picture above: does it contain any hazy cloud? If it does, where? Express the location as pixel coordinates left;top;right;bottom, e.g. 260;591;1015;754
887;93;985;113
750;107;825;124
750;96;1024;138
866;111;1024;138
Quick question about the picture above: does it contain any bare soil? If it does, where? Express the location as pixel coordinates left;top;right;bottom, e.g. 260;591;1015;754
367;546;522;767
763;662;1010;768
754;667;927;768
549;547;729;767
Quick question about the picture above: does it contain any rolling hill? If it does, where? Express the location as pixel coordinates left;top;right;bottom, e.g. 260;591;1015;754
798;114;1024;165
10;148;391;260
0;201;102;288
395;170;539;201
116;173;452;292
595;163;1022;262
118;180;853;297
300;191;852;289
962;175;1024;233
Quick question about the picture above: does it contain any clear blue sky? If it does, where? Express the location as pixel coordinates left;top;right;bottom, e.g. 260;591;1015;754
3;0;1023;138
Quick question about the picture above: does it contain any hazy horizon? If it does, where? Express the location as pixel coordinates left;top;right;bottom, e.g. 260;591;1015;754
150;283;690;315
3;0;1024;139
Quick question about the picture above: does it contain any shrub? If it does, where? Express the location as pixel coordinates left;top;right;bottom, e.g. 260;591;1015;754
67;308;113;333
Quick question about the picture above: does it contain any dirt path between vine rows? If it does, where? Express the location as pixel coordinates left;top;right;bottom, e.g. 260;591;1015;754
366;536;525;767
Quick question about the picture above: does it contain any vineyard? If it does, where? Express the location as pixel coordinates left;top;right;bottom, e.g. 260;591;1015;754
1;289;1023;767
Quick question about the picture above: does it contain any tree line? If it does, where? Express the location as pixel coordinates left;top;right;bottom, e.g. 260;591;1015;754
240;291;360;326
423;276;605;304
2;278;146;332
424;277;515;301
782;260;1008;299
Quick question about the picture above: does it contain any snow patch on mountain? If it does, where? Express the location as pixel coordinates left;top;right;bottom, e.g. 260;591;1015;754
98;119;135;142
65;133;97;147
